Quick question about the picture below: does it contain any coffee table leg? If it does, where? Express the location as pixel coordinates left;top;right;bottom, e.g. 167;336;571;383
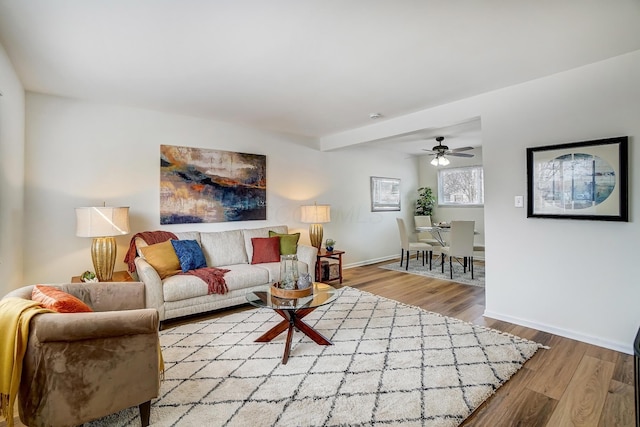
255;308;313;342
282;320;295;364
254;318;289;342
254;307;333;364
292;316;332;345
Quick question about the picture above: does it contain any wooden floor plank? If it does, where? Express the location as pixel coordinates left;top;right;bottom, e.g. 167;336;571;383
462;367;538;426
546;355;615;426
507;388;558;427
526;335;590;399
613;353;635;386
598;379;635;427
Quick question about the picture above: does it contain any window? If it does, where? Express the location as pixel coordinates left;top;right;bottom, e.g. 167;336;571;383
437;166;484;206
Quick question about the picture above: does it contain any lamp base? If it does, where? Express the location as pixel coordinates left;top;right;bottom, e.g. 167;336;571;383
91;237;117;281
309;224;323;250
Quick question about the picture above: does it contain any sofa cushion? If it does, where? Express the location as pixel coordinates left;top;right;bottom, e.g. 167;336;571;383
171;239;207;272
199;230;248;267
162;264;269;302
174;231;201;245
268;231;300;255
139;240;182;279
243;225;288;262
32;285;93;313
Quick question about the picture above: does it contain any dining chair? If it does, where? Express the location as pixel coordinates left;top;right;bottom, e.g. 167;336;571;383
397;218;434;270
414;215;441;246
440;221;475;279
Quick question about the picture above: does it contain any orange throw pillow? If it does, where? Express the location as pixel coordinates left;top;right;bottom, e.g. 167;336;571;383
251;237;281;264
140;240;182;278
32;285;93;313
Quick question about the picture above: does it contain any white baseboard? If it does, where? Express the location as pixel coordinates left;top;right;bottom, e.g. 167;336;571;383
344;255;398;269
483;310;633;355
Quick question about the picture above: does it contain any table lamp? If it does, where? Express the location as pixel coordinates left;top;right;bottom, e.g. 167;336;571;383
300;203;330;250
75;206;130;281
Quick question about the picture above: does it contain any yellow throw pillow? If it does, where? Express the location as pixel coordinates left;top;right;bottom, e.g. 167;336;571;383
140;240;181;279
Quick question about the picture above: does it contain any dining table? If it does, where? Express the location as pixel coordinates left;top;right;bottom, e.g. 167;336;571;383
416;225;451;246
416;225;480;247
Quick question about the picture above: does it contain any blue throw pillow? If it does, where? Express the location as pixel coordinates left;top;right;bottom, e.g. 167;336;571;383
170;239;207;272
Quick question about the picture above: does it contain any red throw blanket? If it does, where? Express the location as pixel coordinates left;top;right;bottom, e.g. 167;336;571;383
182;267;230;295
124;231;178;272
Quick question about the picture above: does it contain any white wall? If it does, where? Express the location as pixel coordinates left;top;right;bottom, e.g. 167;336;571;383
23;94;418;285
323;50;640;354
0;43;25;295
481;51;640;354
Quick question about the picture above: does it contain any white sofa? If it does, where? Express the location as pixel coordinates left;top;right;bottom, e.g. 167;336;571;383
134;225;317;324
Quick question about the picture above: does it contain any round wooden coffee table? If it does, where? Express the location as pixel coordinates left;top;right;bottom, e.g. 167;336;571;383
246;283;338;364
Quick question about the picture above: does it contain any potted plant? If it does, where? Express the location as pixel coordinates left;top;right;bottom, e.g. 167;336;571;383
325;239;336;252
80;270;98;283
415;187;436;217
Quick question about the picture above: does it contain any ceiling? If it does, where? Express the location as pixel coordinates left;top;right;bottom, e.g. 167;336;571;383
1;1;639;147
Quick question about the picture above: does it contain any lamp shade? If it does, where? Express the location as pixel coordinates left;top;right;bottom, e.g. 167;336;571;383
75;207;130;237
300;204;331;224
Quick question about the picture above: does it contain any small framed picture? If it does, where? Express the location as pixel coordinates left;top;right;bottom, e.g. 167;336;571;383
370;176;401;212
526;136;628;221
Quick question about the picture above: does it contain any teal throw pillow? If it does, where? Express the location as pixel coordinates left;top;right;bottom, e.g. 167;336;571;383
170;239;207;272
268;231;300;255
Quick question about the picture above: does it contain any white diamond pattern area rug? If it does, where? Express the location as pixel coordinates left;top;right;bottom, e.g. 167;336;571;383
89;287;543;427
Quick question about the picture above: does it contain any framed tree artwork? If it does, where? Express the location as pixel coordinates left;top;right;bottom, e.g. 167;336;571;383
370;176;401;212
526;136;628;221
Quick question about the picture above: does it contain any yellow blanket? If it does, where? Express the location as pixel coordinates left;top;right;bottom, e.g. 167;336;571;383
0;297;53;427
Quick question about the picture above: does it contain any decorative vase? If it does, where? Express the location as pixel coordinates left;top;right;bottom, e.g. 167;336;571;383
279;254;299;290
326;246;334;252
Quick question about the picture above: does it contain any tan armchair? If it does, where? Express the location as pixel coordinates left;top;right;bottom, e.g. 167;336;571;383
2;282;160;427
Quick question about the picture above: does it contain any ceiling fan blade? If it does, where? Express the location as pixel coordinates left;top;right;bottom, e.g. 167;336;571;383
421;149;436;154
450;146;474;153
447;152;474;158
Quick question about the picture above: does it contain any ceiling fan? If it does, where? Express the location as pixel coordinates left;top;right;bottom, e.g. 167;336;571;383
422;136;474;166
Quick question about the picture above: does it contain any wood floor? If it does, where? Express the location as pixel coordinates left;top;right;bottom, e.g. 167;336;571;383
3;260;635;426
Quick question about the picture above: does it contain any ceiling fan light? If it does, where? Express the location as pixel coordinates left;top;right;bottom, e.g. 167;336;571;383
439;156;450;166
430;157;439;166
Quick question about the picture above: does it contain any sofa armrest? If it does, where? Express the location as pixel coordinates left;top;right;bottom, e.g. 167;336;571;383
32;309;159;342
135;257;166;321
296;244;318;281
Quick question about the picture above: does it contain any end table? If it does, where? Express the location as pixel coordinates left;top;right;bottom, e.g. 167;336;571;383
315;248;345;284
71;270;134;283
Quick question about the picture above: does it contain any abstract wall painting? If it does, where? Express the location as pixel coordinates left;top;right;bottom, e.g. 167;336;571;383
160;145;266;224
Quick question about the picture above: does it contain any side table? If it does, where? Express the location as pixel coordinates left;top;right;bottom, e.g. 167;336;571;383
315;248;345;284
71;270;134;283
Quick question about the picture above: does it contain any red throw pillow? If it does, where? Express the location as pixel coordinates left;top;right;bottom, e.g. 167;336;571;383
251;237;281;264
32;285;93;313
